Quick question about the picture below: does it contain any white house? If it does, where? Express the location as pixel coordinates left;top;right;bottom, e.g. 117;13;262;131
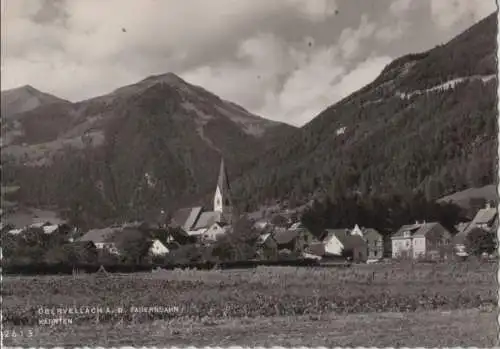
149;239;170;256
322;229;347;256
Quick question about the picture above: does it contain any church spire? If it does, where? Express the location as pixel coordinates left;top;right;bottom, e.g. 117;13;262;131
214;157;232;216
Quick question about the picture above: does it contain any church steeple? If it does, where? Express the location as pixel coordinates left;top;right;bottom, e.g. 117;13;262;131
214;158;232;217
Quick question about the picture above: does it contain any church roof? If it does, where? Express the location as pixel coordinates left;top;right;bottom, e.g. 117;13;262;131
193;211;222;230
171;207;203;231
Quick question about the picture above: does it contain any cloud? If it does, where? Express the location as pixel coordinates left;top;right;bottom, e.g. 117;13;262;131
389;0;413;17
1;0;338;101
287;0;338;22
1;0;490;127
338;14;377;60
429;0;496;29
260;52;392;126
375;21;410;43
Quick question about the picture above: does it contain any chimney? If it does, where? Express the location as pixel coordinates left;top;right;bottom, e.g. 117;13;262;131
486;202;491;209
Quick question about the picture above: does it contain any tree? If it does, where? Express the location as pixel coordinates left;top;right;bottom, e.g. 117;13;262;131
115;228;152;264
211;217;259;262
465;227;496;256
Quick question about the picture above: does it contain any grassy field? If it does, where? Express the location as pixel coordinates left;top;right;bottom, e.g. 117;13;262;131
2;262;497;346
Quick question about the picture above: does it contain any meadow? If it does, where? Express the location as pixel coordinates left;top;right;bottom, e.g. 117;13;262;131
2;261;497;346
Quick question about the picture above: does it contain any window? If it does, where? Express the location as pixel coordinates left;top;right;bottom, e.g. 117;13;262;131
403;231;410;238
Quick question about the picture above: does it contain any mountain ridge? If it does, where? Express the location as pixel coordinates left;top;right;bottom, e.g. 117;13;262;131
1;73;296;227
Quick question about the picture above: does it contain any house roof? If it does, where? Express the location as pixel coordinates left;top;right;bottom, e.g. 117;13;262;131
455;222;471;234
273;228;299;245
71;240;96;248
454;226;490;246
193;211;221;230
78;227;119;243
42;225;59;234
184;207;204;230
7;228;23;235
336;233;366;250
362;228;381;239
257;232;272;245
392;222;442;239
30;222;50;229
470;208;497;225
290;222;305;230
171;207;203;231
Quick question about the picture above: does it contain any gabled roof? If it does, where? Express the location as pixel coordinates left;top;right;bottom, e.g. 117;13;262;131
470;207;497;225
362;228;381;239
184;207;204;230
193;211;221;230
392;222;445;239
455;222;471;234
42;225;59;234
290;222;305;230
273;228;299;245
335;232;366;250
454;225;490;246
257;232;273;245
78;227;119;243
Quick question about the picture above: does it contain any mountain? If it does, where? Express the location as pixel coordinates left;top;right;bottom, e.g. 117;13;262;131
235;13;497;210
2;73;296;227
1;85;68;120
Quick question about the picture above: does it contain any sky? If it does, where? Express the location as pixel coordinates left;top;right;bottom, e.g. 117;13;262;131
1;0;496;126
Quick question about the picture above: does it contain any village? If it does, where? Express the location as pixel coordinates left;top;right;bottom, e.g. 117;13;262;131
1;158;497;268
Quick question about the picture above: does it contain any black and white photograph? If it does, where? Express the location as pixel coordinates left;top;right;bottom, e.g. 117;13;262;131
1;0;498;347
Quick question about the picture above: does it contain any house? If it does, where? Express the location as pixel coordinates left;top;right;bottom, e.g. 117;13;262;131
452;204;497;257
7;228;23;235
272;226;317;254
321;229;368;262
202;222;229;242
170;158;233;240
321;229;348;256
459;204;497;235
77;227;120;255
351;224;384;261
149;239;170;256
391;221;452;259
256;232;278;259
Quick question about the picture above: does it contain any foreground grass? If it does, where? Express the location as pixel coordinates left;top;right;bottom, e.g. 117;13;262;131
3;309;497;347
3;263;496;325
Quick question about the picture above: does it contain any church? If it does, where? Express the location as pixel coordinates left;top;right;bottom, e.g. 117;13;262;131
169;158;233;241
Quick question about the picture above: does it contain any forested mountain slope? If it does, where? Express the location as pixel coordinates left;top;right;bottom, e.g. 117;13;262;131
2;74;295;227
234;13;497;211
